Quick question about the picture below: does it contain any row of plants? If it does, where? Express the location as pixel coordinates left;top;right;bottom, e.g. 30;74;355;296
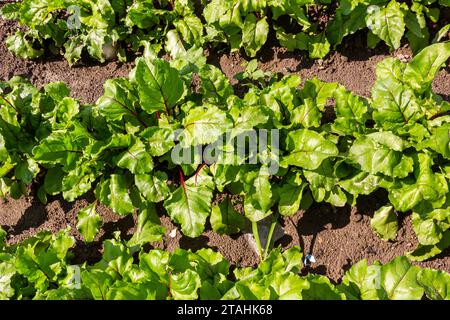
0;0;202;64
1;227;449;300
1;0;450;64
1;42;449;263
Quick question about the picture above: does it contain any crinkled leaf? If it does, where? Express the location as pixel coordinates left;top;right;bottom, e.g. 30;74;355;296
417;268;450;300
132;57;184;113
135;171;170;203
128;204;165;247
180;105;233;146
95;174;134;216
76;203;102;243
170;269;201;300
210;198;246;235
404;42;450;94
370;205;398;241
242;14;269;57
282;129;338;170
379;256;424;300
366;0;405;49
163;171;214;237
348;132;413;178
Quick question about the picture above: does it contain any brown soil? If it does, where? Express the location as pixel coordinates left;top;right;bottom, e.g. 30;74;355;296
1;18;450;282
0;19;133;104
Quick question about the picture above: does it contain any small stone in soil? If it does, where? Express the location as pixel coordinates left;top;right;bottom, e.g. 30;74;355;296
366;246;377;254
168;229;177;238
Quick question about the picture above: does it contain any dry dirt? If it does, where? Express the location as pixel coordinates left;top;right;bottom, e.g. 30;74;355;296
1;17;450;282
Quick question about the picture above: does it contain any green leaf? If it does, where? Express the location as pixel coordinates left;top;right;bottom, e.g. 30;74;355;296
132;57;184;113
96;238;133;277
389;153;448;212
281;129;338;170
170;269;201;300
138;249;169;283
405;10;429;53
95;175;135;216
379;256;424;300
403;42;450;94
412;196;450;244
128;204;165;247
432;24;450;43
194;248;231;279
426;124;450;159
303;159;347;207
62;164;97;201
270;273;309;300
308;32;330;59
371;58;422;131
0;260;16;299
85;29;109;63
0;2;21;20
348;132;413;178
125;0;158;28
174;15;204;47
81;269;115;300
252;165;272;212
55;97;80;123
135;171;171;203
282;246;303;273
210;198;246;235
338;259;381;300
417;268;450;300
242;14;269;57
63;37;84;66
244;166;274;221
113;138;153;174
106;281;166;300
270;0;310;26
14;158;39;184
302;274;345;300
339;172;388;197
327;4;367;47
180;105;233;146
163;171;214;238
276;30;308;52
199;65;233;104
165;30;187;60
140;126;175;157
367;30;382;49
331;85;369;135
33;125;91;171
276;181;307;217
370;205;398;241
6;32;43;59
290;97;322;128
51;228;76;259
407;230;450;261
366;0;405;49
76;203;102;243
0;226;6;248
96;78;138;121
18;0;65;27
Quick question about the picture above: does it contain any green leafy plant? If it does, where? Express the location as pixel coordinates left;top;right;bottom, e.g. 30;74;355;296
2;0;449;63
204;0;450;58
1;42;449;262
1;227;449;300
0;0;204;65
